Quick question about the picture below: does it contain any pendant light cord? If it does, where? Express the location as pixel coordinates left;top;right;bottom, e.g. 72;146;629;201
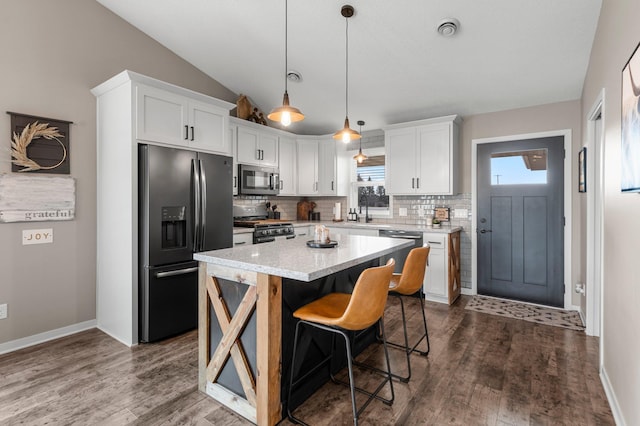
284;0;288;93
345;15;349;117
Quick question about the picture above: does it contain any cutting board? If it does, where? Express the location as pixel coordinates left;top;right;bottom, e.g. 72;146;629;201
296;200;316;221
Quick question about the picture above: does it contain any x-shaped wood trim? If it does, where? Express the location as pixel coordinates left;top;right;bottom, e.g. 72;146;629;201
206;276;257;406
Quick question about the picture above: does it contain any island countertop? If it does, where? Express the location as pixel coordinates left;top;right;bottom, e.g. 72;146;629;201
194;234;413;282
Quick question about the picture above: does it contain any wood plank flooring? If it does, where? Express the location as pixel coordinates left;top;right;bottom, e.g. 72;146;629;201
0;296;613;425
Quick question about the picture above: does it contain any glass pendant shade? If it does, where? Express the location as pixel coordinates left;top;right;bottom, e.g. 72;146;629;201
353;148;367;163
268;91;304;126
353;119;367;162
268;0;304;127
333;117;361;143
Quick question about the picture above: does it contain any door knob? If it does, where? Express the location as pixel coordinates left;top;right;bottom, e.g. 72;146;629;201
479;229;492;234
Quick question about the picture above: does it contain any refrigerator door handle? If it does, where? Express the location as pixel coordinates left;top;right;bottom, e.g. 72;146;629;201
193;159;201;251
199;159;207;251
155;267;199;278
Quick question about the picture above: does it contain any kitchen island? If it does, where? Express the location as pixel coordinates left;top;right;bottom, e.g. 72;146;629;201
193;234;413;425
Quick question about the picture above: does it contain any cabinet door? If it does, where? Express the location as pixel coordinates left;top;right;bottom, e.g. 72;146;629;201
189;100;229;155
424;247;447;296
259;133;279;167
417;123;451;194
318;139;337;195
386;127;417;194
297;139;318;195
136;85;188;145
233;233;253;247
278;137;297;195
423;233;448;298
236;126;260;165
229;127;238;195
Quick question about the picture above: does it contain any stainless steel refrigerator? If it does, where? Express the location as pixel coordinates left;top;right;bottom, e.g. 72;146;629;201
139;144;232;342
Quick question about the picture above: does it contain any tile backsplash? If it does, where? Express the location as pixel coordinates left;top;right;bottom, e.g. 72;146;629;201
234;193;472;290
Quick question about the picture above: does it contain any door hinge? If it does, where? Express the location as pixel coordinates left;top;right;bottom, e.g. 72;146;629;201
563;216;566;226
563;149;566;159
563;284;565;293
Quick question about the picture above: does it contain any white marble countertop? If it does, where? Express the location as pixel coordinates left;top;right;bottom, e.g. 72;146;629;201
195;234;413;282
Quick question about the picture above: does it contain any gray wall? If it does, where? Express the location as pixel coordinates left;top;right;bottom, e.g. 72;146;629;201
582;0;640;424
0;0;236;344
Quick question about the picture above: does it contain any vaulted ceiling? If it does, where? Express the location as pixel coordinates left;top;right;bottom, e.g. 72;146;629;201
96;0;602;135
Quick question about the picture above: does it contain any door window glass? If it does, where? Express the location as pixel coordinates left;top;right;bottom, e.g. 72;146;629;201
490;149;547;185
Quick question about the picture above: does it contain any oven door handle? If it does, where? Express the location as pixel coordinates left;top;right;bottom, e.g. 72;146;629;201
260;237;275;243
286;235;295;239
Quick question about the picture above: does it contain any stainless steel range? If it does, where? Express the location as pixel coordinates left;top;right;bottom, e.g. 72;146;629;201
233;204;296;244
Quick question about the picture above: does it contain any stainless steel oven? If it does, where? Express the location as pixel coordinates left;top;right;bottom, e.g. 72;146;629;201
238;164;279;196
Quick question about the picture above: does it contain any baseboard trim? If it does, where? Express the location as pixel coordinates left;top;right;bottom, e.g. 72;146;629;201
0;319;97;355
461;288;474;296
601;365;626;426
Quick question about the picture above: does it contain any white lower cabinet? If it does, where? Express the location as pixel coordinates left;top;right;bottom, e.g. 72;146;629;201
233;232;253;247
423;231;461;305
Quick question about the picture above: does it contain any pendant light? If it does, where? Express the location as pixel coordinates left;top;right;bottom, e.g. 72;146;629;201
333;5;361;143
353;120;368;163
268;0;304;126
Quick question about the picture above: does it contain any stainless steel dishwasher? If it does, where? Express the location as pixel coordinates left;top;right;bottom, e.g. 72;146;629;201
378;229;424;273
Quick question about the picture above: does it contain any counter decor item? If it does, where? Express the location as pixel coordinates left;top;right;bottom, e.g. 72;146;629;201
432;219;441;229
434;207;450;222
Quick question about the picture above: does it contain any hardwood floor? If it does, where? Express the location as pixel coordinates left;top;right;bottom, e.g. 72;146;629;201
0;296;613;425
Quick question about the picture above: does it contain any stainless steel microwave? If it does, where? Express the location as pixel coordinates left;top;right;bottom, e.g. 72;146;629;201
238;164;280;196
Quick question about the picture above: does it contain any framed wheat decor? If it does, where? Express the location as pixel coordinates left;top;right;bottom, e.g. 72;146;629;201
7;112;72;174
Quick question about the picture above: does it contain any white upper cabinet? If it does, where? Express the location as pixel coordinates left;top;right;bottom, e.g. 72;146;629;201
136;84;231;155
278;136;297;196
385;115;460;195
318;138;337;195
236;123;279;167
296;138;319;195
296;137;339;196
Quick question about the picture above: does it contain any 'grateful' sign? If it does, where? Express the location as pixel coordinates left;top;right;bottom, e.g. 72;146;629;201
0;174;75;223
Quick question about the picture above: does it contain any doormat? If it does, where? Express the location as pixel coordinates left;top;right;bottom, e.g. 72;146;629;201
465;295;585;331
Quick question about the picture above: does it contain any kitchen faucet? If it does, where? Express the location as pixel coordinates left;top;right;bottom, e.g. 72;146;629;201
360;194;372;223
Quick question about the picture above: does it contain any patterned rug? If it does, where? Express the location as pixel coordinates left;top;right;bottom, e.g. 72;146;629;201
465;295;585;331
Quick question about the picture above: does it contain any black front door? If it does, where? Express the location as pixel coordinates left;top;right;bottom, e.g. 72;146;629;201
477;137;564;307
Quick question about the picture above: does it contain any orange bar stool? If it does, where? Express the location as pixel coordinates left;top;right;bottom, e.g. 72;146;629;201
286;259;396;426
385;245;431;382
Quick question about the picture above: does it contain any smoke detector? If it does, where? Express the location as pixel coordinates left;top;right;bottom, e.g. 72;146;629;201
287;70;302;83
437;18;460;37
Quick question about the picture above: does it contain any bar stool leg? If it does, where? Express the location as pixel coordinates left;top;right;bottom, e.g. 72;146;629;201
374;291;430;382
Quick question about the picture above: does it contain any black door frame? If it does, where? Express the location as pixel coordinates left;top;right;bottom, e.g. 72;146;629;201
471;130;573;309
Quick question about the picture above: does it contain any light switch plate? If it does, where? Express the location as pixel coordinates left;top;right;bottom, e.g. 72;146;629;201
0;304;7;320
22;229;54;245
398;208;407;217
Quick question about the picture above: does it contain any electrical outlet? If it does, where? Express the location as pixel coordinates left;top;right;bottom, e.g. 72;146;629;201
0;304;7;320
417;206;425;217
454;209;468;218
398;208;407;217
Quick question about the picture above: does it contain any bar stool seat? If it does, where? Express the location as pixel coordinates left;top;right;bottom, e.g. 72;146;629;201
385;246;431;382
287;259;396;426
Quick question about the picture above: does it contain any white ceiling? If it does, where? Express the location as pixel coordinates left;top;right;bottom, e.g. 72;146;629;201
96;0;602;135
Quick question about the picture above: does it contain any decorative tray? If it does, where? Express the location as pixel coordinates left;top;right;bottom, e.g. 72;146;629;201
306;240;338;248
